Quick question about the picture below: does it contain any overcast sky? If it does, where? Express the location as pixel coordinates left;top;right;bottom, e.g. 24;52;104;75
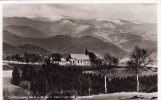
3;4;157;23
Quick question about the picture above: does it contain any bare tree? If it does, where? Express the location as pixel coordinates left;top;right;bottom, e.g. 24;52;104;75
95;53;118;94
127;46;153;92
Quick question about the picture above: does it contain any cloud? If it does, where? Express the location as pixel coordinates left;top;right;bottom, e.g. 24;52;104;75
3;3;157;23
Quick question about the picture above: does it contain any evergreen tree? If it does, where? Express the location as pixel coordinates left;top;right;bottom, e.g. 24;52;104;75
5;56;10;61
15;54;20;61
11;67;20;86
85;47;88;55
22;66;27;80
24;53;29;63
88;52;97;63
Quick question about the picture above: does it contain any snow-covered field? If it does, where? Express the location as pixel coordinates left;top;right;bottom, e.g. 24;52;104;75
74;92;157;100
3;70;22;92
3;60;43;65
3;66;25;96
3;70;12;77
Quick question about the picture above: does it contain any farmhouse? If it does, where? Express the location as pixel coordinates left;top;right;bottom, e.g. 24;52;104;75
59;54;71;66
49;54;70;65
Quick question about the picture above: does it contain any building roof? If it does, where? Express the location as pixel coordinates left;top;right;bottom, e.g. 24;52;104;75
24;54;39;58
70;54;90;60
61;54;70;58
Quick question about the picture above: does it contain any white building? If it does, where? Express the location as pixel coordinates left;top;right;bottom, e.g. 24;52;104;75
69;54;91;66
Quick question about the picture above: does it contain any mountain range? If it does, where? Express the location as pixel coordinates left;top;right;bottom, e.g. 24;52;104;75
3;16;157;59
3;42;51;56
3;31;127;58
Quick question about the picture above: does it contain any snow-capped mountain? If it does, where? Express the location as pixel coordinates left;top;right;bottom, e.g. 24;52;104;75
26;15;69;22
3;16;157;58
110;19;126;25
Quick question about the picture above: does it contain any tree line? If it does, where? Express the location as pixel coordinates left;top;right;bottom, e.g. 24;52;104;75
11;64;157;97
4;53;42;63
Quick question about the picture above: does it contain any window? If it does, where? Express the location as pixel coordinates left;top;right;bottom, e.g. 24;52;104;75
78;60;79;63
81;60;82;63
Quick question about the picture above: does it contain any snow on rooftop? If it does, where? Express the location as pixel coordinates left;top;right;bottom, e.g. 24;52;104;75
70;54;90;60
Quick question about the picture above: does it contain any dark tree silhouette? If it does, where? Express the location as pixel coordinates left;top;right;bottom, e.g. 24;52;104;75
24;53;29;63
22;65;29;81
88;52;97;63
11;55;15;60
85;47;88;55
15;54;19;60
50;53;62;61
5;56;10;61
11;67;20;86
